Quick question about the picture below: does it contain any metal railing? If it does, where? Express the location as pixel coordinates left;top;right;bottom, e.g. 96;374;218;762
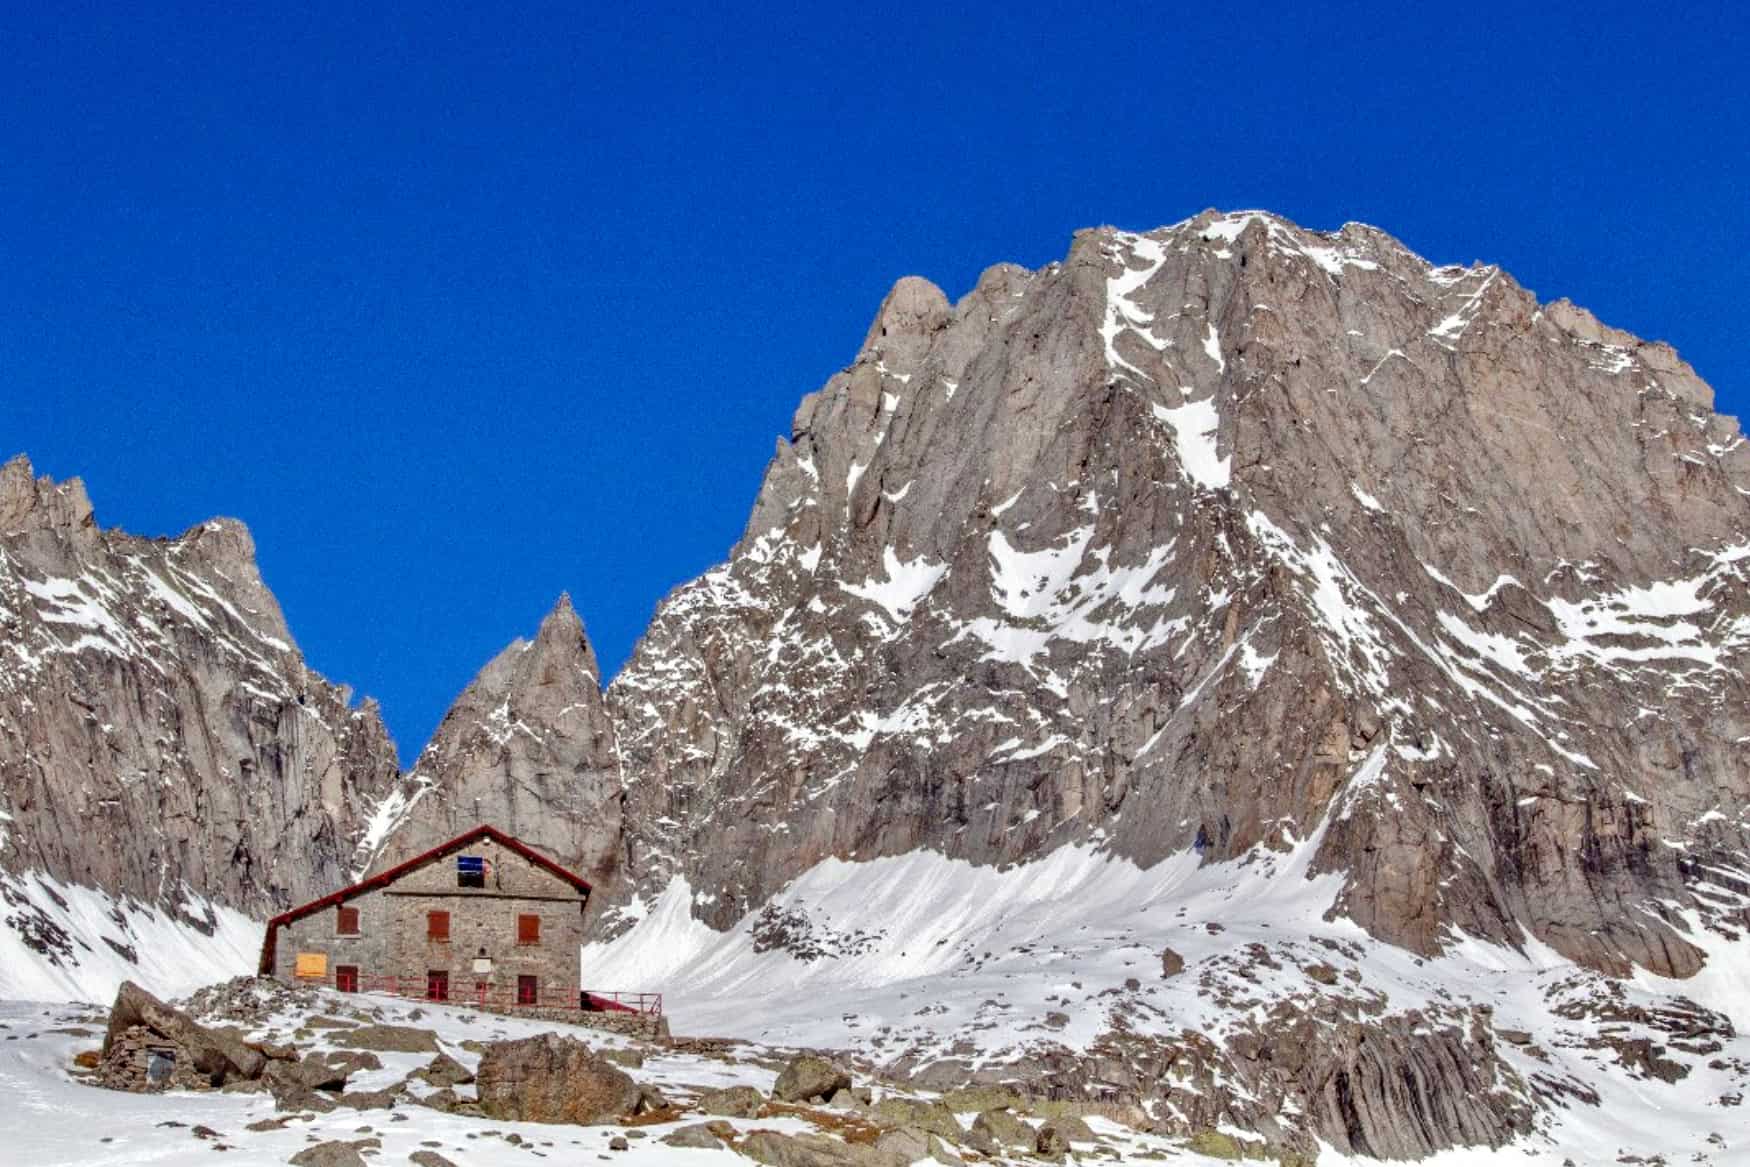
582;990;664;1016
332;974;662;1016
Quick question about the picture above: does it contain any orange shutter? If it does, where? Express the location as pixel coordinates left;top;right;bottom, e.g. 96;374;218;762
517;914;540;945
428;910;450;941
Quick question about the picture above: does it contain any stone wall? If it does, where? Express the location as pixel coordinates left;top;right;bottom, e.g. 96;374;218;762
467;1002;670;1041
271;835;586;1008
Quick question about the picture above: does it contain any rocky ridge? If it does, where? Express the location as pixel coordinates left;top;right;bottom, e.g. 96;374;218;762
386;209;1749;982
0;454;401;985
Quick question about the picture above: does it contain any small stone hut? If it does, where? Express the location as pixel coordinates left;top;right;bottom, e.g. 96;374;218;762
259;824;590;1009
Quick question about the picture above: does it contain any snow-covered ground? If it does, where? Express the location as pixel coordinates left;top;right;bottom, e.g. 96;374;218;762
2;823;1747;1163
0;870;259;1001
0;989;1245;1166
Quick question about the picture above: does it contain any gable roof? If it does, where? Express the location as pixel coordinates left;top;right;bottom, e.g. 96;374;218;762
257;824;591;974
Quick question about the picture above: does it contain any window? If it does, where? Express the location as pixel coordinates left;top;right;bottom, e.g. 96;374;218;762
336;906;360;935
427;910;450;942
335;965;359;993
457;854;486;888
517;975;538;1006
426;970;449;1001
517;913;541;946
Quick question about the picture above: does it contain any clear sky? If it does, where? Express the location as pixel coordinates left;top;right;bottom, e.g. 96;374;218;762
3;2;1744;763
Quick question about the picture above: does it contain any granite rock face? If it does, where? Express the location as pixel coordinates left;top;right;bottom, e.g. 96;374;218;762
0;455;401;932
474;1032;640;1124
370;594;625;891
400;211;1749;982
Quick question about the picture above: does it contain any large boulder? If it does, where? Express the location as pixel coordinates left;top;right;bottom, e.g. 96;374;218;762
870;1096;963;1140
97;981;265;1091
740;1130;909;1167
773;1054;852;1103
475;1033;640;1124
266;1049;381;1092
697;1084;765;1117
411;1051;474;1087
663;1122;728;1149
332;1024;438;1054
288;1140;377;1167
971;1108;1035;1148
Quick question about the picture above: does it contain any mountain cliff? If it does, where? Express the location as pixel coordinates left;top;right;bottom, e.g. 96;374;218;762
367;209;1750;1158
0;455;402;995
392;210;1749;978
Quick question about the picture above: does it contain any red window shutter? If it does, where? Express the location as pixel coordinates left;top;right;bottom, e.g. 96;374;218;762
428;910;450;941
336;906;360;935
517;914;540;945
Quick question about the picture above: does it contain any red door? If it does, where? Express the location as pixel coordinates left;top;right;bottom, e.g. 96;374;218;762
517;975;538;1006
335;965;359;993
426;970;449;1001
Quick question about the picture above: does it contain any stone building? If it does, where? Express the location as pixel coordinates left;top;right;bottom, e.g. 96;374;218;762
259;824;590;1009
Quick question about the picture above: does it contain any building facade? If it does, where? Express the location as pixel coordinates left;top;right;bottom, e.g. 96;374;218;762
259;825;590;1009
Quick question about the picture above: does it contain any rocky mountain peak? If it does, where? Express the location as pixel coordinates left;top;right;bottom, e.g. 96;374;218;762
0;453;96;540
860;275;950;368
581;210;1748;980
370;592;623;887
529;591;600;682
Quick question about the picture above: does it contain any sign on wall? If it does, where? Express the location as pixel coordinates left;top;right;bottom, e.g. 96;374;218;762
294;952;328;979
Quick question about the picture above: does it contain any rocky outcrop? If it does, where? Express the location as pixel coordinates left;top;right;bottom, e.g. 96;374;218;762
0;455;402;928
474;1032;642;1124
773;1053;854;1103
97;979;265;1091
366;593;625;891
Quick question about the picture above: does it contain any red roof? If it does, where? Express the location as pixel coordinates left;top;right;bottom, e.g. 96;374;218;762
257;824;592;974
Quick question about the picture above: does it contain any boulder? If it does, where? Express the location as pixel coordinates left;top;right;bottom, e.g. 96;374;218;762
873;1127;929;1160
870;1096;963;1140
337;1087;397;1110
1161;947;1186;978
971;1108;1034;1148
409;1153;458;1167
416;1087;479;1117
1035;1122;1070;1159
412;1052;474;1087
475;1033;639;1124
98;981;265;1091
1045;1113;1096;1143
740;1130;909;1167
633;1083;670;1114
697;1084;764;1117
287;1140;376;1167
265;1049;380;1093
662;1122;728;1149
332;1024;438;1054
773;1054;852;1103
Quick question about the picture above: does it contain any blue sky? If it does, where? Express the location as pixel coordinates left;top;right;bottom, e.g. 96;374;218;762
2;2;1744;762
